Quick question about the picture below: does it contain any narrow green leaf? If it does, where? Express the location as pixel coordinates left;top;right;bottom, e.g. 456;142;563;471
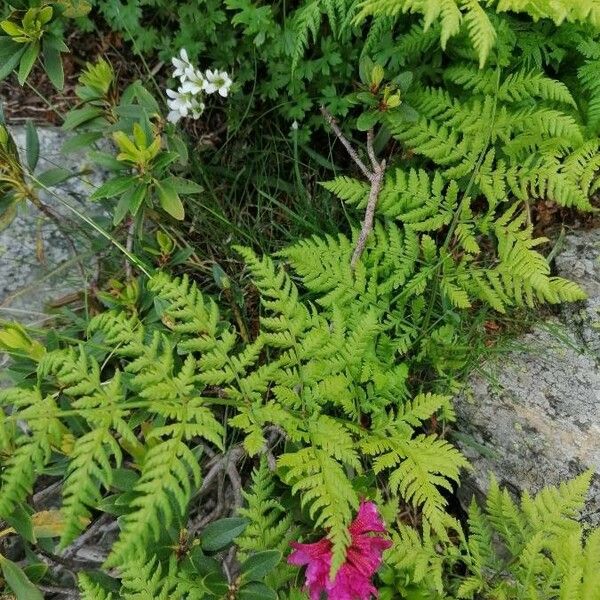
42;40;64;90
0;556;44;600
0;21;21;37
88;151;124;171
36;167;73;187
156;179;185;220
4;504;34;543
113;192;131;226
0;45;25;81
129;183;147;216
202;571;229;596
62;106;103;130
90;176;135;200
25;120;39;171
0;37;20;60
111;468;139;492
201;517;248;552
61;131;102;154
23;564;48;583
17;42;39;85
397;103;419;122
167;134;188;165
164;175;203;195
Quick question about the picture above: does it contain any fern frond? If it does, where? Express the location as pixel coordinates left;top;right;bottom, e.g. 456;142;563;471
148;272;220;338
78;574;114;600
520;470;592;535
462;0;496;68
581;528;600;599
106;439;201;567
278;438;359;574
60;427;122;547
121;556;184;600
362;410;467;536
291;1;322;69
237;458;296;588
0;390;61;517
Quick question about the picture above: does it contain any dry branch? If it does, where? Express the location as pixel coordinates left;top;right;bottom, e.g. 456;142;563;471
320;106;386;269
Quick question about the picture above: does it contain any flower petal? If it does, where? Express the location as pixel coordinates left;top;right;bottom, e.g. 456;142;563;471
349;501;387;535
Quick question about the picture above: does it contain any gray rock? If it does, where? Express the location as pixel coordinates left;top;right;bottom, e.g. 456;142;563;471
455;228;600;524
0;126;107;323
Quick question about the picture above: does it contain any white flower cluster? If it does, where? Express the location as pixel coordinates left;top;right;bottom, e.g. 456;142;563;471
166;49;233;125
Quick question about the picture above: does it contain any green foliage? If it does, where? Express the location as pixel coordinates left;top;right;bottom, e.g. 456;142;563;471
237;458;297;589
0;247;466;590
0;116;82;230
58;62;201;225
0;1;88;88
1;0;600;597
296;164;585;384
381;473;600;599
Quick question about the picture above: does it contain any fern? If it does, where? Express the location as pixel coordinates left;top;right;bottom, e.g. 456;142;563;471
78;574;114;600
237;458;297;588
0;389;61;516
578;39;600;128
106;438;201;566
388;66;599;212
291;0;359;68
384;474;600;599
361;397;468;535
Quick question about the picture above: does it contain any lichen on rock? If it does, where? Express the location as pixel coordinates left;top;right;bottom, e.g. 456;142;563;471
455;228;600;525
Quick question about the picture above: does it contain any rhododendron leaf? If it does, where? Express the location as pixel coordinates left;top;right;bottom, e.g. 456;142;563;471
239;582;278;600
201;517;249;551
240;550;282;582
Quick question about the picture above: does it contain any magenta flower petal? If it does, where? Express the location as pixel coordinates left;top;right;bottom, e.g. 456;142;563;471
288;539;332;600
288;501;391;600
349;501;387;535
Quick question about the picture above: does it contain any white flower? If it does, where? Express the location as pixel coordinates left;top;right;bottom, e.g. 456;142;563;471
291;120;299;130
171;48;192;81
165;87;205;124
167;110;183;124
190;98;206;119
180;67;205;95
203;69;233;97
166;87;194;125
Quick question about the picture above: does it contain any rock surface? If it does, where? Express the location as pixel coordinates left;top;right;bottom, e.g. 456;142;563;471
0;126;107;323
455;228;600;524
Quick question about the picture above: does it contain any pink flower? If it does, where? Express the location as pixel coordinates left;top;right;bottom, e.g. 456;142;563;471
288;501;392;600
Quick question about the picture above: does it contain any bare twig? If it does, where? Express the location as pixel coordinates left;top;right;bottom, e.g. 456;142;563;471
33;480;62;507
62;514;115;559
37;547;101;571
320;106;371;180
188;446;245;534
350;158;386;269
226;460;243;509
366;130;378;170
320;106;387;269
39;585;79;599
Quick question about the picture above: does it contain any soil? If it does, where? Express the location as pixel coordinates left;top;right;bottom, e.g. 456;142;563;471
0;27;151;124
